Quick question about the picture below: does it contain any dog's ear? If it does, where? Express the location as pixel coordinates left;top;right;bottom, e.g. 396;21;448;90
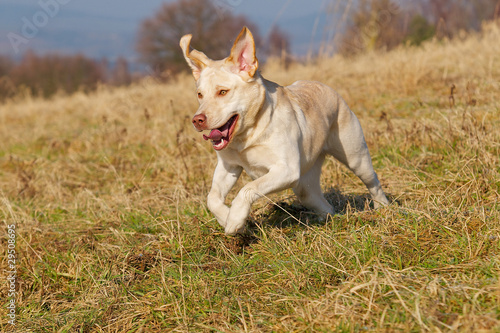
179;34;209;80
228;27;259;80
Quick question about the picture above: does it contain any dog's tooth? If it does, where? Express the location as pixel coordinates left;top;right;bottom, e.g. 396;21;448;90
214;139;225;149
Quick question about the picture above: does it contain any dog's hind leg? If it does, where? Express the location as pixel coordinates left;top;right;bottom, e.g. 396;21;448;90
325;105;389;208
293;154;334;217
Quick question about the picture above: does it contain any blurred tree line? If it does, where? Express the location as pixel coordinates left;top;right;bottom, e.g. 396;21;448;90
135;0;290;75
0;0;498;100
0;0;289;101
0;52;132;100
338;0;500;55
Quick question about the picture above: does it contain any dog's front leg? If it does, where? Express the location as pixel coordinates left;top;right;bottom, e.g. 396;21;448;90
207;160;243;228
225;165;300;235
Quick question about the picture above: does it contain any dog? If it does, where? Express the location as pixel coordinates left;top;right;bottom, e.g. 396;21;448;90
180;27;389;235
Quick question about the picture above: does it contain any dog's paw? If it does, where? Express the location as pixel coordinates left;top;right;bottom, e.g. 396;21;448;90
210;206;230;228
224;221;246;235
215;215;227;228
373;196;389;209
224;200;251;235
316;213;328;222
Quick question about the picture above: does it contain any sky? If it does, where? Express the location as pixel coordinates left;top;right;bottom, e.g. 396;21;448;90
0;0;336;68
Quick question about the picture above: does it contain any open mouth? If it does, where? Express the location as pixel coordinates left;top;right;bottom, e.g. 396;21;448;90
202;115;239;150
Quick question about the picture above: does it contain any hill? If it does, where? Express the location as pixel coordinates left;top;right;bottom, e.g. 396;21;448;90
0;23;499;332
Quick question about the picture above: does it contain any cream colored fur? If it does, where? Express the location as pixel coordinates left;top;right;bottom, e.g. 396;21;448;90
180;27;389;235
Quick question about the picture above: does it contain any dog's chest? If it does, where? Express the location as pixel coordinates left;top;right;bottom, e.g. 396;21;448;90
242;164;268;180
220;147;273;180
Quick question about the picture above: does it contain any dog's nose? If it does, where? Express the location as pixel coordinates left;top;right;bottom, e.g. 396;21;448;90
192;114;207;131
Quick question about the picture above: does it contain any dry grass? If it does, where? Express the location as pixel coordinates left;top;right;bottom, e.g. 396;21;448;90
1;23;499;332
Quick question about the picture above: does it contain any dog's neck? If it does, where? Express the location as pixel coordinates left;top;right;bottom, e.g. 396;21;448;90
227;73;283;151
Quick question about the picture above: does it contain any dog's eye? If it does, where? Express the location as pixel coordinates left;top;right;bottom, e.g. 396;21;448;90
218;89;229;96
197;92;203;99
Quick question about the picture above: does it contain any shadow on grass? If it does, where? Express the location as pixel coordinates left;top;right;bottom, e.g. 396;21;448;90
218;188;396;254
249;187;396;231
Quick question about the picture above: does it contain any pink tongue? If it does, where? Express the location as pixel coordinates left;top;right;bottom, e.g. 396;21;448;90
203;127;230;141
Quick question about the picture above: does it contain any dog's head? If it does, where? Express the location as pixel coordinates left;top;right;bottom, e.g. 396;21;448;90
180;27;262;151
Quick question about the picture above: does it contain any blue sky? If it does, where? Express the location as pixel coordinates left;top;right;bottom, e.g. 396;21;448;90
0;0;336;66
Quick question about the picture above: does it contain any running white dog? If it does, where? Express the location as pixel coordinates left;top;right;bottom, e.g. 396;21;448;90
180;27;389;235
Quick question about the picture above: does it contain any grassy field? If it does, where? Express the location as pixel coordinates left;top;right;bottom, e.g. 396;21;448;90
1;23;499;332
